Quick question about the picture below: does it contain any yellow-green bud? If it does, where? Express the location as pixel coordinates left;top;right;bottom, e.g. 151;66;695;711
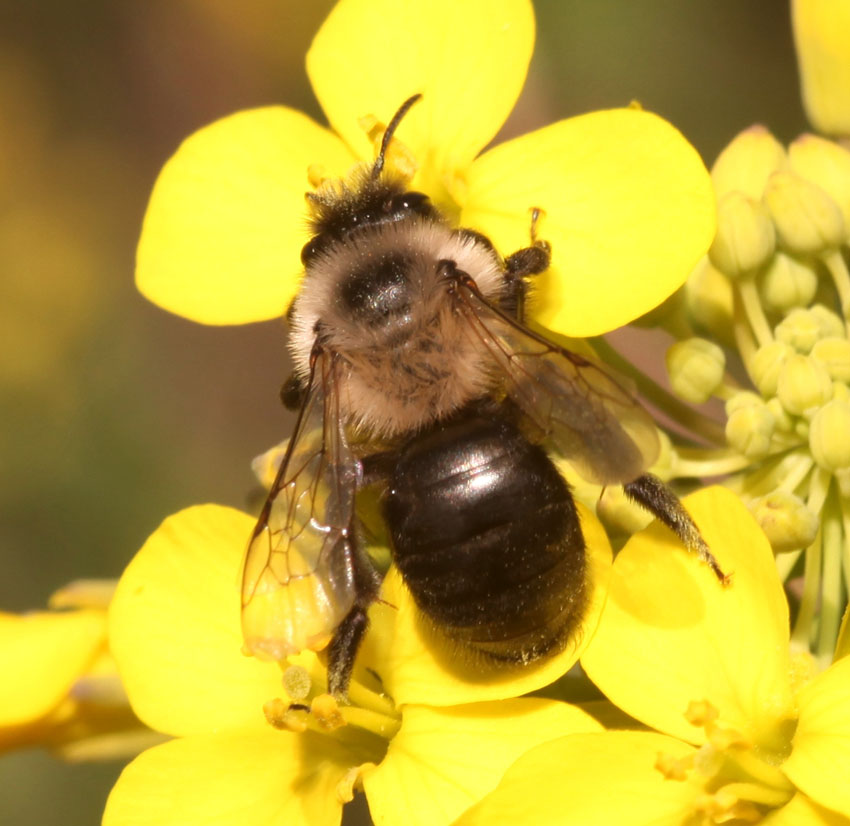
809;399;850;471
833;382;850;401
597;486;653;536
789;134;850;228
726;403;776;458
749;490;819;553
650;429;674;480
725;390;766;415
763;170;846;254
776;353;833;415
809;304;845;339
711;124;787;200
750;341;794;396
766;396;796;432
758;252;819;313
775;308;825;354
666;338;725;403
685;258;734;345
709;192;776;278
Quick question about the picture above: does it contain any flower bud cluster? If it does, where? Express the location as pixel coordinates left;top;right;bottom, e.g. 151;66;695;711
675;125;850;553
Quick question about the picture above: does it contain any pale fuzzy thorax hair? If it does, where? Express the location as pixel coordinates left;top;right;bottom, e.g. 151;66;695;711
289;218;506;438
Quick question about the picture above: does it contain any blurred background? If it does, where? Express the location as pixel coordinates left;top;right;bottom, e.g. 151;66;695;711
0;0;806;823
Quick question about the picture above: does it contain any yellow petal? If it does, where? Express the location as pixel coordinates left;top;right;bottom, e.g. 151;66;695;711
792;0;850;136
762;793;850;826
109;505;284;736
307;0;534;197
103;731;347;826
454;731;703;826
136;107;355;324
364;699;601;826
461;108;716;336
359;503;612;706
782;655;850;818
0;609;104;726
581;487;795;750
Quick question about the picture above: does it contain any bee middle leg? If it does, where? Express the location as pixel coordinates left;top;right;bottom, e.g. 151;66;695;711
502;208;551;321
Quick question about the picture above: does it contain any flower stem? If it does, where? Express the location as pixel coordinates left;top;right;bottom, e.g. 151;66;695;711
671;448;752;479
737;279;774;349
822;249;850;333
816;486;843;666
590;337;726;445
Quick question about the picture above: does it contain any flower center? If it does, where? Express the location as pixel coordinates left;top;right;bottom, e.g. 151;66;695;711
655;700;795;823
261;660;402;802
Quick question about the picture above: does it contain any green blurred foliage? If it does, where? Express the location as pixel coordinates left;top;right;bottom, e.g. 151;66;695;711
0;1;805;824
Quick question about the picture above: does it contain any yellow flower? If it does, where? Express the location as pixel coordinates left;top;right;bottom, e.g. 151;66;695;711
792;0;850;137
0;581;159;761
103;504;611;825
455;488;850;825
136;0;715;338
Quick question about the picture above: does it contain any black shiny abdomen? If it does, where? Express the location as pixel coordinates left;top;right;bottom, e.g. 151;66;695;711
383;414;587;662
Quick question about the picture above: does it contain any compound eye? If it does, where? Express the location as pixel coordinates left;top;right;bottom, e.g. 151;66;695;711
301;235;327;266
390;191;431;214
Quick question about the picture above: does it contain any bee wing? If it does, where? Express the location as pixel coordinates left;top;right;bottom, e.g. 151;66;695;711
459;284;660;486
241;350;361;661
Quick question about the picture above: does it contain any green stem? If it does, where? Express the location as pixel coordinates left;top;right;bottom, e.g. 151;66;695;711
790;469;831;650
590;337;726;445
816;484;843;666
822;249;850;332
732;289;759;378
672;448;753;479
737;278;774;348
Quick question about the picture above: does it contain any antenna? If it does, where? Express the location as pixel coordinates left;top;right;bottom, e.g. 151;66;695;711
372;93;423;178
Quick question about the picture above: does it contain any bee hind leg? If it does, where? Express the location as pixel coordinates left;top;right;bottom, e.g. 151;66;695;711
327;605;372;699
623;473;730;585
327;541;383;699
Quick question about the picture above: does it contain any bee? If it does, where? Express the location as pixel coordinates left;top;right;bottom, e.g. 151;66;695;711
241;94;727;697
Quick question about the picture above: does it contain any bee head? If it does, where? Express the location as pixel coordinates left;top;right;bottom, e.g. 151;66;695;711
301;95;434;267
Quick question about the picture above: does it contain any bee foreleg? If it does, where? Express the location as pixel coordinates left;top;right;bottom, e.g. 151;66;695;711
503;229;551;322
623;473;730;585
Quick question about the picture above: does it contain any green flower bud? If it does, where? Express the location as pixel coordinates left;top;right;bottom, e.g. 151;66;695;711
685;258;735;345
597;485;653;536
750;341;794;395
776;353;833;416
666;338;725;403
795;418;811;440
833;381;850;401
763;170;846;254
775;308;825;353
758;252;819;313
726;403;776;458
711;125;787;200
709;192;776;278
809;304;845;339
766;396;796;432
749;490;819;553
651;429;674;479
726;390;766;415
789;134;850;228
809;398;850;471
